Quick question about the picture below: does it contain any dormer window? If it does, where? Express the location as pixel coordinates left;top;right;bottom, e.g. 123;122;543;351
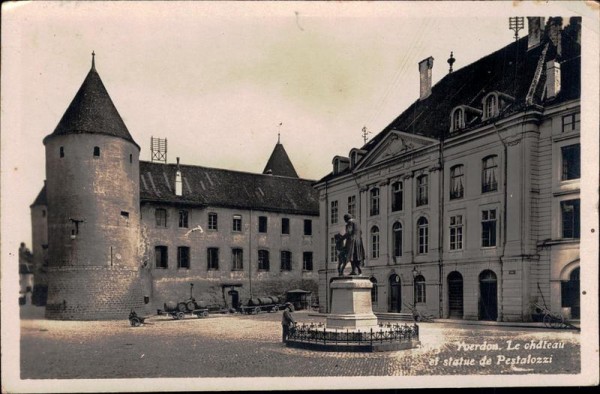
484;94;498;119
451;108;464;131
332;156;350;175
349;149;367;169
175;170;183;196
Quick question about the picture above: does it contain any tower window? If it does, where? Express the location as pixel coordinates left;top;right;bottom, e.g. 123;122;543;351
258;249;270;271
304;219;312;236
208;248;219;270
155;246;168;269
232;215;242;232
93;146;100;157
60;147;64;158
303;252;313;271
129;154;133;164
258;216;268;233
178;210;189;228
561;144;580;181
280;251;292;271
155;208;167;227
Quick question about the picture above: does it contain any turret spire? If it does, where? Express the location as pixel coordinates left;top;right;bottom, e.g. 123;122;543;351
91;51;96;71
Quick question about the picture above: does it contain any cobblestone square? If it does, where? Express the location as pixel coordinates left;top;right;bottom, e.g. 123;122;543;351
18;307;580;384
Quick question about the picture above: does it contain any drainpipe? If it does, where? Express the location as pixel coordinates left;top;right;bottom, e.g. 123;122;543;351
438;137;445;318
493;121;508;322
324;181;329;313
249;208;253;298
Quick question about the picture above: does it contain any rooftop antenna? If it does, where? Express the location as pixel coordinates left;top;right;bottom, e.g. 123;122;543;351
361;126;371;144
509;17;525;41
151;137;167;163
509;17;524;95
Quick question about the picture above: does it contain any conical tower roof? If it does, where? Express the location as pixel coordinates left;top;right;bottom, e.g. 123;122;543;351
43;54;139;148
262;142;299;178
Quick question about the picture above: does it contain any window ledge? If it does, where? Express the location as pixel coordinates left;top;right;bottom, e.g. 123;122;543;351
552;132;580;143
537;238;580;247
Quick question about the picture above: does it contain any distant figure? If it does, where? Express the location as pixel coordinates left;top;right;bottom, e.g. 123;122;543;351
281;303;296;343
343;214;365;276
334;233;348;276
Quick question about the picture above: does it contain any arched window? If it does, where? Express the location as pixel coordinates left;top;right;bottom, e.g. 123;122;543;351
482;155;498;193
370;188;380;216
392;222;402;257
417;217;428;254
414;275;426;303
485;94;497;119
370;226;380;259
93;146;100;157
453;108;464;130
370;277;378;304
450;165;464;199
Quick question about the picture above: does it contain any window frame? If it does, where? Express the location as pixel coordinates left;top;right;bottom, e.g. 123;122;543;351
482;155;498;193
258;249;270;271
417;217;429;254
155;245;168;269
370;225;380;259
481;209;498;248
155;208;167;228
207;247;219;270
302;251;313;271
232;214;242;232
347;195;356;218
449;214;464;251
416;175;428;207
231;248;243;271
330;237;338;263
450;165;465;200
391;181;403;212
392;221;403;257
414;275;426;304
560;199;580;239
562;112;580;133
177;246;190;269
281;218;290;235
280;250;292;271
370;188;380;216
208;212;218;230
303;219;312;236
561;144;581;181
330;200;338;224
178;210;189;228
258;216;268;233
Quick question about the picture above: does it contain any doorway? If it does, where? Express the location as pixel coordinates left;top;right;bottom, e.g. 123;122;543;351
389;274;402;313
479;270;498;321
561;267;580;319
447;271;464;319
228;289;239;309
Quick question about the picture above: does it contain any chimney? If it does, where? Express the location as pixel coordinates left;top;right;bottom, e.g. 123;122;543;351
546;17;563;58
175;157;183;196
545;60;561;99
418;57;434;100
527;17;545;50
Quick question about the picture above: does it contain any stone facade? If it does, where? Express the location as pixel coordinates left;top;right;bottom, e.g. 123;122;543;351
315;17;581;322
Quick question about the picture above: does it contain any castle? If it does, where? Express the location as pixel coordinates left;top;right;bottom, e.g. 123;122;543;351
32;55;319;320
315;17;581;322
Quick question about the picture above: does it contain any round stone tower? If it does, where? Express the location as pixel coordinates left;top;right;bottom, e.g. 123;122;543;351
43;54;144;319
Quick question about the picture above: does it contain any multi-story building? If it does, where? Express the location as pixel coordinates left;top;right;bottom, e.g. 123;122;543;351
315;17;581;322
34;56;319;319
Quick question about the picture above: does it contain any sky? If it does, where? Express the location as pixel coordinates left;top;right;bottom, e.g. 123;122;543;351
1;1;594;249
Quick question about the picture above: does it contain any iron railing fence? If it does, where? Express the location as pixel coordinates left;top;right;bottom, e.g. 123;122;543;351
287;322;419;346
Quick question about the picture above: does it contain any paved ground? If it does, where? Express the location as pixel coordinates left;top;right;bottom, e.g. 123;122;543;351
19;306;580;380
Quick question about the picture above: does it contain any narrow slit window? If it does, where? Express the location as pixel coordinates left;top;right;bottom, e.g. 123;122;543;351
93;146;100;157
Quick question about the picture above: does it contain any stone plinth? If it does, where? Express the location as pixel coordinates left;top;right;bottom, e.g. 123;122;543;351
327;276;378;329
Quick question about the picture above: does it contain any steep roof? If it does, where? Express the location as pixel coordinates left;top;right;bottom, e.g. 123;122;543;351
140;161;318;216
30;184;47;207
43;57;139;148
262;143;299;178
317;19;581;184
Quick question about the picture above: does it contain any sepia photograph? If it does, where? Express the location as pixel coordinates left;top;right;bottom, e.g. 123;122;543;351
1;1;598;392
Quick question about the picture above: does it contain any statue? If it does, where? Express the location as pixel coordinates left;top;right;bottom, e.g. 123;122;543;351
342;213;365;276
334;233;348;276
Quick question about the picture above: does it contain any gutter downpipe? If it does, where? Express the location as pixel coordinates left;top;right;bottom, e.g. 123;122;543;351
324;181;329;313
493;120;508;322
249;208;253;298
438;137;445;319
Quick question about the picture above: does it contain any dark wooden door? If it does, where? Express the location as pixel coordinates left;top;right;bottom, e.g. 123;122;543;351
479;270;498;321
448;271;463;318
389;275;401;312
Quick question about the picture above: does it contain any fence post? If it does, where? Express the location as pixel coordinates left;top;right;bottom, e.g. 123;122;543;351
370;328;373;347
323;326;326;346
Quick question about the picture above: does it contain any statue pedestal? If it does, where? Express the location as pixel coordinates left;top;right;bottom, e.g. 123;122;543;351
327;276;378;330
